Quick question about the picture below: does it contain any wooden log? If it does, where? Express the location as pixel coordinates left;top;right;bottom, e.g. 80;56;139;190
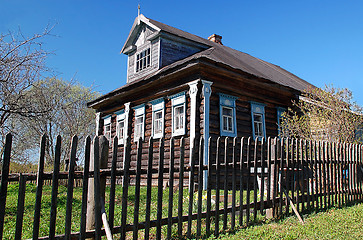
80;136;91;240
32;134;46;240
65;136;78;240
49;136;62;239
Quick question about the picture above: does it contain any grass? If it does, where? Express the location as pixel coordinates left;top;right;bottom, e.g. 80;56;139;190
217;203;363;240
4;182;363;239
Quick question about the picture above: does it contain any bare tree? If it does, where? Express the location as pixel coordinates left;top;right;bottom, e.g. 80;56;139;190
9;78;99;166
281;85;363;143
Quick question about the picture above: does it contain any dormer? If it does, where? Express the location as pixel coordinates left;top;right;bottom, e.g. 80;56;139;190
121;14;210;83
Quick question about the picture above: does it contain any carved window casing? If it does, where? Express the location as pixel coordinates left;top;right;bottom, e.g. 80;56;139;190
219;93;238;137
251;102;266;140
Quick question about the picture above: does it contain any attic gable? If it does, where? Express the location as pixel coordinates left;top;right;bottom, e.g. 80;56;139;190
121;14;160;54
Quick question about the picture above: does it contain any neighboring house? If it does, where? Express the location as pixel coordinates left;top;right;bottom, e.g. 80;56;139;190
87;14;314;179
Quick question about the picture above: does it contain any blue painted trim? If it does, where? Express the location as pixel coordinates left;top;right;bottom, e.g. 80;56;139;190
150;97;164;105
219;93;238;137
102;115;111;120
251;102;266;140
169;91;186;100
115;109;125;116
132;103;145;110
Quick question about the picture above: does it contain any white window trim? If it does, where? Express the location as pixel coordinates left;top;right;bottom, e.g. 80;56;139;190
133;104;145;142
151;98;165;139
251;102;266;140
102;115;112;144
171;92;186;137
219;93;238;137
135;47;151;73
116;110;125;145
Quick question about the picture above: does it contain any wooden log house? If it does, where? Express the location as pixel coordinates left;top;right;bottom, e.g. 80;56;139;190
87;14;314;186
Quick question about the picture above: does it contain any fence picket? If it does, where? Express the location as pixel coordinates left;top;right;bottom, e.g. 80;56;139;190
239;137;245;226
32;134;47;240
231;137;237;230
120;137;131;240
260;138;265;215
215;137;221;236
49;136;62;239
133;139;143;240
223;137;229;230
80;136;91;240
144;137;154;239
246;137;251;225
167;138;175;239
206;137;212;235
197;137;204;237
156;138;165;240
14;174;26;240
177;137;185;237
109;136;118;230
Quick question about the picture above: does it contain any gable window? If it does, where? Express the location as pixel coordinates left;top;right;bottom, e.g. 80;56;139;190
219;93;238;137
133;104;145;142
151;98;165;138
251;102;266;140
116;110;125;145
277;107;286;137
171;92;186;136
136;48;151;72
103;115;112;143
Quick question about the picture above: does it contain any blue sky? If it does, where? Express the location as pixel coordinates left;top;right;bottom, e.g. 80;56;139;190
1;0;363;105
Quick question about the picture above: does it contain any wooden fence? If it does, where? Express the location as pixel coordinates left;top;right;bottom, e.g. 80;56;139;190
0;133;363;239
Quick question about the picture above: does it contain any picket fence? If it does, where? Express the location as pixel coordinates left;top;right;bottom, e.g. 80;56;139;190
0;133;362;239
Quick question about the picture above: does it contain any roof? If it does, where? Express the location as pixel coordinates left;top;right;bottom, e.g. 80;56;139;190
89;15;315;108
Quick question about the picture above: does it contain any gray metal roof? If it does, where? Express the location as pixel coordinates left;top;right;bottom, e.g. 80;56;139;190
147;16;314;92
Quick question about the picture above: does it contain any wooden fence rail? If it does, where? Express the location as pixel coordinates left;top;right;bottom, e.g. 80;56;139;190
0;133;363;239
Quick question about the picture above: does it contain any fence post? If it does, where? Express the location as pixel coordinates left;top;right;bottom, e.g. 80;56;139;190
86;136;109;239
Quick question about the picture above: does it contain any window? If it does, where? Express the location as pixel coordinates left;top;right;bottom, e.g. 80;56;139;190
277;107;286;137
133;105;145;142
151;98;164;138
136;48;151;72
116;110;125;145
219;93;238;137
251;102;266;140
171;92;186;136
103;115;111;143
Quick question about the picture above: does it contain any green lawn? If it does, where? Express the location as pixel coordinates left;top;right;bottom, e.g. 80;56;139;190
216;203;363;240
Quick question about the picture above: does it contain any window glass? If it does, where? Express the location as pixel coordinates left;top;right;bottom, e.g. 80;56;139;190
136;48;151;72
174;105;184;131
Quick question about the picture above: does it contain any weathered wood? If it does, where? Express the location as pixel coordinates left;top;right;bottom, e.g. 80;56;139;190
144;137;154;239
133;139;143;240
0;133;12;240
167;138;175;239
260;138;265;215
253;139;258;221
32;134;47;240
246;137;251;225
223;137;229;230
196;137;204;237
177;137;185;237
206;137;212;235
80;136;91;240
187;137;195;238
215;137;221;236
239;137;245;226
156;138;164;240
279;138;285;217
120;137;131;240
65;136;78;240
49;136;62;239
15;174;26;240
231;137;237;230
108;136;118;230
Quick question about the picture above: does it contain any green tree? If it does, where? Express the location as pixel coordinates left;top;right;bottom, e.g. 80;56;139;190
281;85;363;143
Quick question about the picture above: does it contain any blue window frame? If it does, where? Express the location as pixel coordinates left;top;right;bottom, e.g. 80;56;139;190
251;102;266;140
151;98;165;139
219;93;238;137
133;104;145;142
